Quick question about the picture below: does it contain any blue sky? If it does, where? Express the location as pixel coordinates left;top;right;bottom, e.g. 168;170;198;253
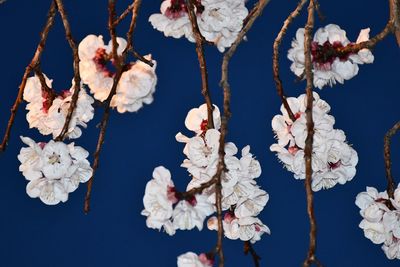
0;0;399;266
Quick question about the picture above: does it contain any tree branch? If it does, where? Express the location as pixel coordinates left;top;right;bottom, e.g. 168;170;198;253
185;0;214;129
389;0;400;46
0;1;57;151
302;1;320;267
84;0;142;213
113;3;135;26
244;241;261;267
54;0;82;141
384;120;400;199
273;0;308;122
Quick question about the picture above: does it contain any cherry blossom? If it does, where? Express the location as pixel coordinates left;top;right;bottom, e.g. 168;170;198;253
78;35;157;113
143;103;270;261
149;0;194;41
234;187;268;218
172;194;214;231
23;75;94;139
208;213;270;243
270;92;358;191
149;0;248;52
177;251;214;267
185;103;221;134
355;184;400;259
141;166;177;236
288;24;374;89
78;35;126;100
111;55;158;113
17;137;92;205
198;0;248;52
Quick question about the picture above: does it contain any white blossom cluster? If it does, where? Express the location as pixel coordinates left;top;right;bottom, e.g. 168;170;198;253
270;92;358;191
17;136;92;205
141;165;214;236
19;34;158;205
356;185;400;260
78;34;157;113
288;24;374;89
23;74;94;139
142;103;270;265
177;251;214;267
149;0;248;52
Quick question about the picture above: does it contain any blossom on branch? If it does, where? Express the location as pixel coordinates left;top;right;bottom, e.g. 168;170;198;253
288;24;374;89
143;103;271;263
23;74;94;139
207;213;270;243
149;0;194;41
78;35;157;113
172;194;214;231
270;92;358;191
185;103;221;134
177;251;214;267
198;0;248;52
356;185;400;260
149;0;248;52
141;166;177;236
17;137;92;205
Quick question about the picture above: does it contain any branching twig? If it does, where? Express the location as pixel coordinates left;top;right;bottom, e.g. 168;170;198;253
273;0;308;122
0;1;57;151
185;0;214;129
302;1;320;267
113;3;135;26
244;241;261;267
84;0;143;214
54;0;82;141
384;120;400;199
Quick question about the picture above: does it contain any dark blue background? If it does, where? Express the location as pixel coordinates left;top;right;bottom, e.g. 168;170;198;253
0;1;399;266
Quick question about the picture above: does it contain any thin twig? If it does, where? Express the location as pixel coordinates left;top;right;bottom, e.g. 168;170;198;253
384;121;400;199
84;0;143;213
131;50;154;67
244;241;261;267
313;0;325;21
272;0;308;122
302;1;320;267
185;0;214;129
113;3;135;26
325;1;398;55
389;0;400;46
0;1;57;151
54;0;82;141
180;177;218;199
337;20;394;54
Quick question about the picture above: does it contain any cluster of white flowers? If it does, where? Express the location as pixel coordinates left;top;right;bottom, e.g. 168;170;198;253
141;165;214;236
23;74;94;139
356;185;400;260
270;92;358;191
149;0;248;52
142;103;270;264
177;251;214;267
78;34;157;113
17;136;92;205
288;24;374;89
